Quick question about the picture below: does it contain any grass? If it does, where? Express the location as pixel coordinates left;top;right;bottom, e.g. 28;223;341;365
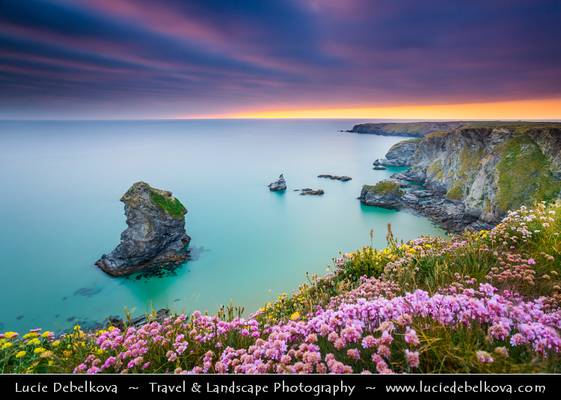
149;189;187;220
365;180;403;196
496;134;561;213
446;182;463;200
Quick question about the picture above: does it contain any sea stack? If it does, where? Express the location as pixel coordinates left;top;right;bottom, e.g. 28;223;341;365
268;174;287;191
95;182;190;276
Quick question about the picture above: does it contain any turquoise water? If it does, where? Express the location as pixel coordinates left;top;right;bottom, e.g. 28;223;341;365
0;120;444;332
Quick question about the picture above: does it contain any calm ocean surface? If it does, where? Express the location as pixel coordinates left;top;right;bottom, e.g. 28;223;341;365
0;119;444;332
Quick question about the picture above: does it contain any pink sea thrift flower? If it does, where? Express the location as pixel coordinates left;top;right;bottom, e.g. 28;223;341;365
404;327;420;347
475;350;494;364
362;335;377;349
346;348;361;361
405;350;420;368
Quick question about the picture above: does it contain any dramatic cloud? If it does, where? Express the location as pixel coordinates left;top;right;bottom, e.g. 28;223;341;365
0;0;560;118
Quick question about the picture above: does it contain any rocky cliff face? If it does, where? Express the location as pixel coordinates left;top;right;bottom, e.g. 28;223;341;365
375;139;420;166
393;126;561;228
96;182;191;276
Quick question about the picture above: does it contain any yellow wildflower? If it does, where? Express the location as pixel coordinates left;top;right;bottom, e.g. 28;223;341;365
3;332;18;339
27;338;41;346
290;311;300;321
40;350;53;358
23;332;39;339
41;331;53;338
52;340;61;347
1;342;13;350
34;347;46;354
63;350;72;358
73;325;81;332
15;350;27;359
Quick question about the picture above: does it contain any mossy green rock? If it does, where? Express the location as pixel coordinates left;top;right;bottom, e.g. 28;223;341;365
360;180;403;209
96;182;190;276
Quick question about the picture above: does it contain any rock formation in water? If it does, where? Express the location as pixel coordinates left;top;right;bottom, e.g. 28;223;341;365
358;123;561;232
268;174;287;191
95;182;190;276
317;174;352;181
359;180;403;209
297;188;325;196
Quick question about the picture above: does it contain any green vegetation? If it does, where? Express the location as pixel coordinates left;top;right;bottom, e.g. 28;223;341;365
458;147;482;178
446;182;463;200
424;130;450;139
427;160;444;179
366;180;403;196
442;147;483;201
351;121;561;137
496;134;561;213
149;189;187;219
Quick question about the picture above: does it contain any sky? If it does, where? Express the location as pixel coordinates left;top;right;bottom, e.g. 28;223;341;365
1;0;561;119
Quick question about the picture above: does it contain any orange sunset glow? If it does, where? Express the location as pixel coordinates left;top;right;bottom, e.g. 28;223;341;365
192;98;561;120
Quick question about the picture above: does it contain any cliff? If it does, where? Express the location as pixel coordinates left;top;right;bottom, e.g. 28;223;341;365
381;124;561;230
375;138;420;166
349;121;466;136
349;120;561;138
95;182;191;276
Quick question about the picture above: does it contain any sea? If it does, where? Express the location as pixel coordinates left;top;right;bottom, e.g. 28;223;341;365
0;119;444;332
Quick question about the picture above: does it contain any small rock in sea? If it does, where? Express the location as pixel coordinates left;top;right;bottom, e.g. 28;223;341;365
299;188;324;196
16;315;24;320
67;316;76;322
373;166;387;170
95;182;191;277
73;287;102;298
268;174;287;191
317;174;352;182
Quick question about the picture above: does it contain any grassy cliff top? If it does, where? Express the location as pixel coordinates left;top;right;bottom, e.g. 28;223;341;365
149;188;187;220
121;181;187;220
349;121;561;137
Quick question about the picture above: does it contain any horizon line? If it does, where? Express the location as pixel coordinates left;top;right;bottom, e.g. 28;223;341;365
2;117;561;123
